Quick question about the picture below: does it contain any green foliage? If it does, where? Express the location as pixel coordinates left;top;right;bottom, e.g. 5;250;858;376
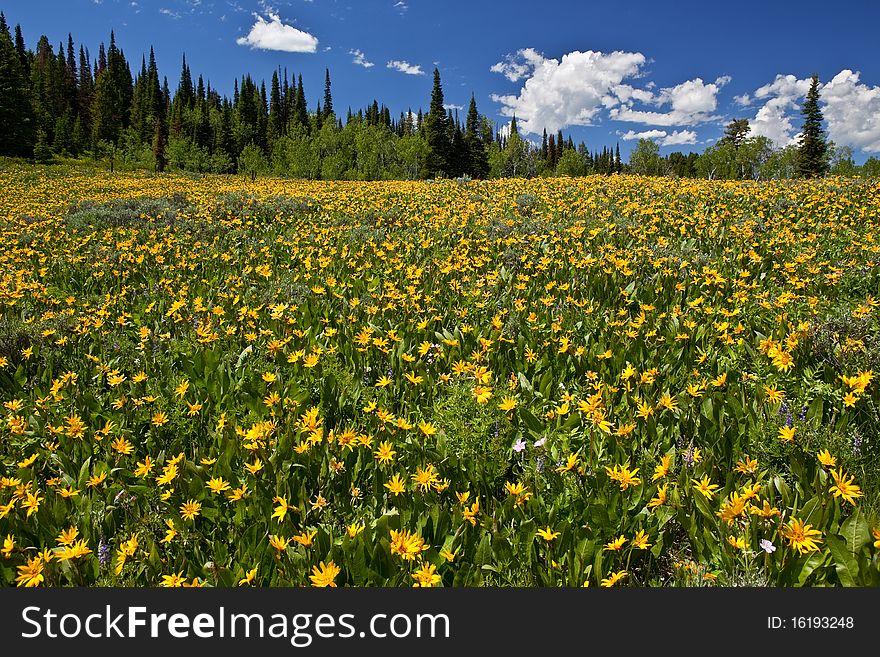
237;142;268;182
433;383;510;488
797;75;829;178
628;138;662;176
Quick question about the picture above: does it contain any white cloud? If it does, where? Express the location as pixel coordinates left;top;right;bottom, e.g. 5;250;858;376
490;48;730;135
609;77;725;126
387;60;424;75
394;1;408;12
444;103;463;111
621;129;697;146
235;12;318;53
490;49;647;134
820;70;880;153
661;130;699;146
489;48;545;82
753;74;811;101
733;93;751;107
350;49;374;68
741;74;811;147
742;71;880;152
621;129;666;141
159;8;181;19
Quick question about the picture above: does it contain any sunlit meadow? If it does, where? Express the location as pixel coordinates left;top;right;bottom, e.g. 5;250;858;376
1;164;879;587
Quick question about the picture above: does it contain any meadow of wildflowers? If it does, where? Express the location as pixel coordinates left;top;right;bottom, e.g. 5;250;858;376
1;165;879;587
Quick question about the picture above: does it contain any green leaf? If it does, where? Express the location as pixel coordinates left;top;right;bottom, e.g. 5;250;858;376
826;537;858;587
692;490;716;523
538;369;554;398
839;509;871;554
519;408;544;435
795;551;828;586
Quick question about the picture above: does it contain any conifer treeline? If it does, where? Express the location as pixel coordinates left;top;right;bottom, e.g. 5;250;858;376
0;15;624;179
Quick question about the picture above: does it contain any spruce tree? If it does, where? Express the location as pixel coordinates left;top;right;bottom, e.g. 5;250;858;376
152;117;167;172
323;68;333;120
796;74;827;178
14;23;28;76
268;70;283;142
33;128;53;162
0;14;34;156
464;94;488;178
423;68;450;177
294;74;308;131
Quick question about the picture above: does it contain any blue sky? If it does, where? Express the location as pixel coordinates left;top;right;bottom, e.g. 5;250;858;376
6;0;880;160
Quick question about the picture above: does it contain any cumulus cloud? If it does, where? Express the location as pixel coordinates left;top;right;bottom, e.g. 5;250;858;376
489;49;647;134
821;70;880;153
740;71;880;152
489;48;546;82
387;60;424;75
350;49;374;68
444;103;463;111
235;12;318;53
621;129;698;146
490;48;730;135
742;74;811;147
609;77;727;126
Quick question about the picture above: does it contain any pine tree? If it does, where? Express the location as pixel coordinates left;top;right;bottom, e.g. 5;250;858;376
34;128;53;162
76;45;93;149
797;74;827;178
268;70;283;143
294;74;309;131
146;47;163;123
13;23;28;77
464;94;488;178
719;118;750;148
423;68;450;177
91;32;133;146
152;117;167;172
323;68;333;120
0;14;34;156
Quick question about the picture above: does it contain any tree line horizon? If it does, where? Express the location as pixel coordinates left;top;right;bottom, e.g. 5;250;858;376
1;14;878;180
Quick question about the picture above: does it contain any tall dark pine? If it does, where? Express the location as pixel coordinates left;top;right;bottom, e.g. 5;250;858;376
322;68;334;120
464;94;488;178
294;74;309;130
423;67;450;177
13;23;28;76
0;13;34;156
268;70;283;143
91;32;133;147
796;74;827;178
